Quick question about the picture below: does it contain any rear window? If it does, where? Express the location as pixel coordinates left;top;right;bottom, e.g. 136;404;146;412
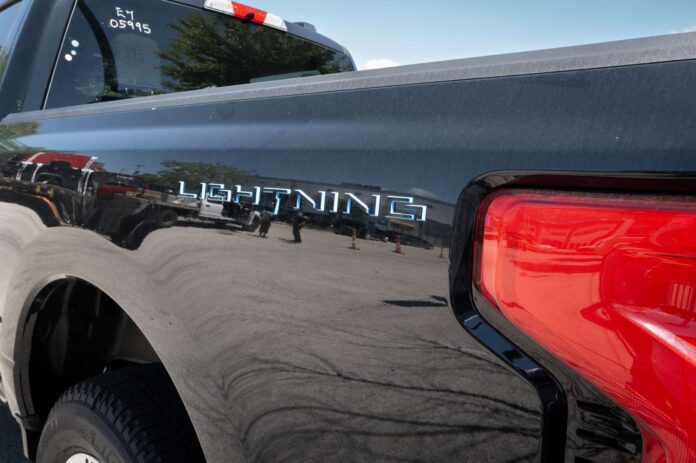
45;0;353;109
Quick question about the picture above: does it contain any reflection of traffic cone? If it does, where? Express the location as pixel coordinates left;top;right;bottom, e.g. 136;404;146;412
350;228;360;251
394;234;404;255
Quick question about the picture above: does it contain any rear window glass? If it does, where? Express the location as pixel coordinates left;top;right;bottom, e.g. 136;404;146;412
45;0;353;108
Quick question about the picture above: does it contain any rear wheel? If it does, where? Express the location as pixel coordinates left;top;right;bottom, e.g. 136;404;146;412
156;209;178;228
36;364;205;463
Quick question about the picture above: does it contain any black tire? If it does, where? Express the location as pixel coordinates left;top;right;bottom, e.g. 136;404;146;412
36;364;205;463
156;209;178;228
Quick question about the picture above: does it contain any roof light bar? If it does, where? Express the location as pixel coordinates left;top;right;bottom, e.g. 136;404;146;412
204;0;287;32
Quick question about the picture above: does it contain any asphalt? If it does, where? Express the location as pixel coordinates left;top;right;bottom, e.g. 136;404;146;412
0;405;27;462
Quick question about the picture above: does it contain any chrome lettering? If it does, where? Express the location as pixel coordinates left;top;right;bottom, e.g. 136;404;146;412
178;182;429;222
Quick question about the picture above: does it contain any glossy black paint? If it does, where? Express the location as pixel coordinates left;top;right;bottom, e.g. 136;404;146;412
0;102;544;461
458;310;567;462
1;9;696;461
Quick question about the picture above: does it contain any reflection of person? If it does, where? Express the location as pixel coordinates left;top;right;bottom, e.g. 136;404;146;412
292;212;306;243
259;209;272;238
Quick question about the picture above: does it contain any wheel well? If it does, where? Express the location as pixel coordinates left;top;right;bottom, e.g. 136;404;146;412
17;278;165;457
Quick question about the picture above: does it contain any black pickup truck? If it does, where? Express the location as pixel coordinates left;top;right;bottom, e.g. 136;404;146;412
1;1;696;462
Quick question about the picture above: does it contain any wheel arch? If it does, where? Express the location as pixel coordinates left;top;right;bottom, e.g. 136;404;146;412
0;227;237;461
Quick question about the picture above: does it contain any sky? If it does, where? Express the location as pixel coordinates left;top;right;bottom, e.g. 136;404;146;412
245;0;696;70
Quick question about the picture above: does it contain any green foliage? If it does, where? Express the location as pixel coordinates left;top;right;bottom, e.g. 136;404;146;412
0;151;14;164
138;173;162;186
0;47;7;76
350;204;368;222
0;122;42;154
158;14;347;91
335;199;368;223
0;122;41;141
145;160;254;191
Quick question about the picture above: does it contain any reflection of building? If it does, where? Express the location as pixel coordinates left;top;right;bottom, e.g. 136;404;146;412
252;176;454;247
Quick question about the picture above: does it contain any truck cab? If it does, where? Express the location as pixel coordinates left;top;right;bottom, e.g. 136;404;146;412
0;0;354;119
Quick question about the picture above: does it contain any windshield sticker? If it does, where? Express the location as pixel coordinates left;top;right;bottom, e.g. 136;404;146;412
108;7;152;34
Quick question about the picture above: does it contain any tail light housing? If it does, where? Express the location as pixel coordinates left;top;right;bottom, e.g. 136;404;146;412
204;0;288;31
475;189;696;463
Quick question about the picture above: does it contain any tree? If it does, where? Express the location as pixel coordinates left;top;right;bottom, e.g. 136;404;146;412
0;122;42;155
142;160;253;192
158;13;349;91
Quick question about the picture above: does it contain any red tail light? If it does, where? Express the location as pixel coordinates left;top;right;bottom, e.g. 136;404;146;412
476;189;696;463
204;0;287;31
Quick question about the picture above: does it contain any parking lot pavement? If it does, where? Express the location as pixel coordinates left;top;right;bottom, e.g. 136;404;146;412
0;405;27;463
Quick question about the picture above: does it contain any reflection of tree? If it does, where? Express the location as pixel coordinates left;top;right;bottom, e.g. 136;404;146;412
140;160;254;191
0;151;14;165
0;48;7;76
0;122;42;154
158;14;347;91
350;204;368;222
334;199;368;223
